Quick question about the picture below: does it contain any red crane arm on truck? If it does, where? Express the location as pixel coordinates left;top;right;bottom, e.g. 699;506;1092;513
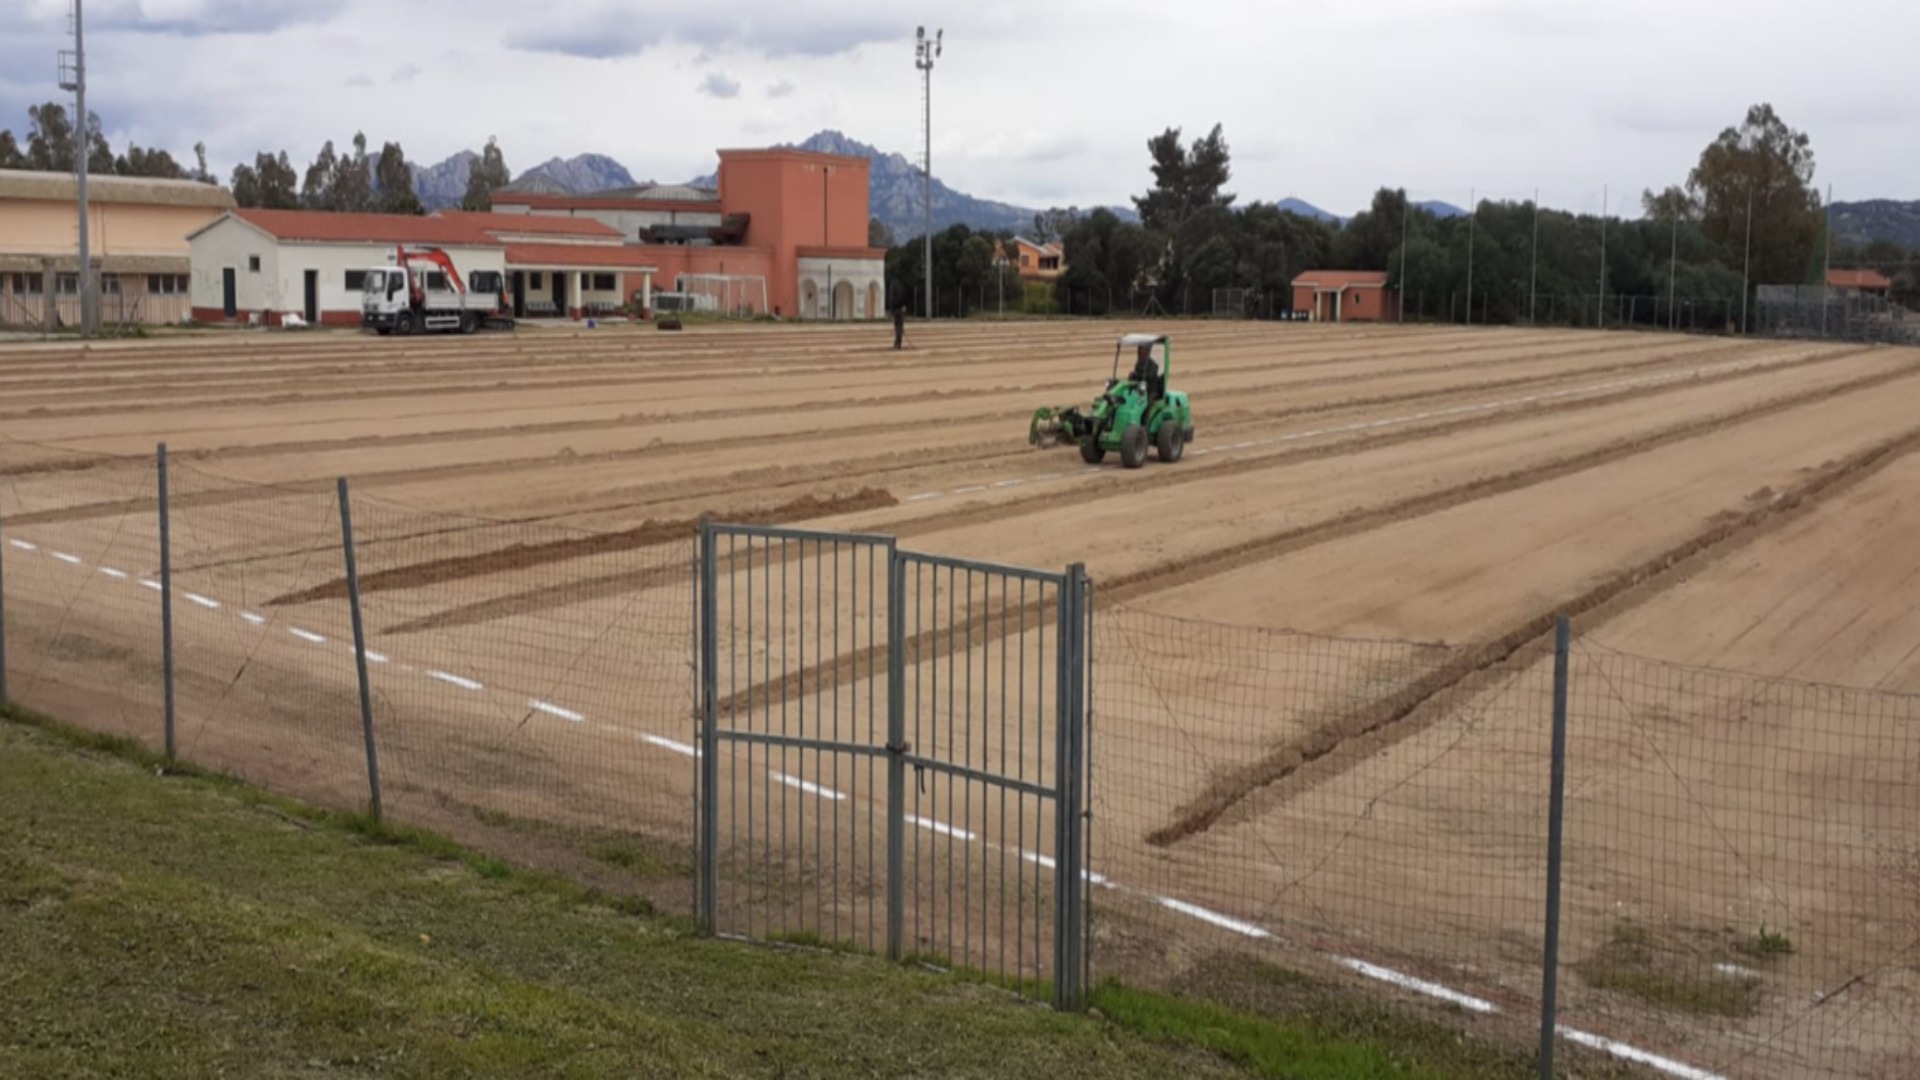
393;246;467;304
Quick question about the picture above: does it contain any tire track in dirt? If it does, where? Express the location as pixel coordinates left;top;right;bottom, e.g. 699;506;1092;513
1147;417;1920;847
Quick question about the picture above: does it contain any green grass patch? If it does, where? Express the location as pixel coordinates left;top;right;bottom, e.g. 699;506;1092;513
0;705;1567;1080
1575;922;1761;1018
1735;925;1794;959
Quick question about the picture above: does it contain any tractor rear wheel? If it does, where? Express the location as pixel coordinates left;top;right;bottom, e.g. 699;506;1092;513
1119;423;1148;469
1079;439;1106;465
1156;421;1185;463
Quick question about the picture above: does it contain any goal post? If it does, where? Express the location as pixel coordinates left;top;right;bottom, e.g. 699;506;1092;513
1211;287;1251;319
675;274;770;318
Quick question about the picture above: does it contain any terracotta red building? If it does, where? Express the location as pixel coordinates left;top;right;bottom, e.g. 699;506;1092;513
1291;269;1400;323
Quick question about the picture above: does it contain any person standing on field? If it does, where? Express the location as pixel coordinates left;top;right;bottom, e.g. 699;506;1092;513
893;305;907;350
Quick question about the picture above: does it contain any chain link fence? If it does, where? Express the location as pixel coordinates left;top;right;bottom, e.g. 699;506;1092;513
3;437;1915;1077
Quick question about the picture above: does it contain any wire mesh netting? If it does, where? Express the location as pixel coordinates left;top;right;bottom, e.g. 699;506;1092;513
3;437;1916;1077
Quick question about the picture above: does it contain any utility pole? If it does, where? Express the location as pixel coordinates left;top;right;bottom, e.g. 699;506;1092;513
1398;189;1410;324
1597;184;1608;328
1464;188;1475;325
1740;185;1754;334
59;0;92;337
1668;208;1679;330
1821;182;1833;338
1528;188;1540;325
915;27;943;322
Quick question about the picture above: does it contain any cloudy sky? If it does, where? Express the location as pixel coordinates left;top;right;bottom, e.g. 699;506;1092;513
2;0;1914;216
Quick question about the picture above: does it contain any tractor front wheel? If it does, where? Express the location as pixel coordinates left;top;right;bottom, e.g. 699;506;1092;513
1156;421;1185;463
1120;423;1149;469
1079;439;1106;465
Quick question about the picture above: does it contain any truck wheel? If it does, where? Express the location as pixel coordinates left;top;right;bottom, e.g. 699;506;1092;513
1156;421;1185;463
460;312;477;334
394;312;414;336
1120;423;1149;469
1079;439;1106;465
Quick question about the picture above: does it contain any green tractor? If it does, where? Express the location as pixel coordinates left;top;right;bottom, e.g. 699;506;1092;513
1029;333;1193;468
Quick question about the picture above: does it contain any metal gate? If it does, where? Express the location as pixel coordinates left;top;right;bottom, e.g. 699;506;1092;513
694;522;1092;1008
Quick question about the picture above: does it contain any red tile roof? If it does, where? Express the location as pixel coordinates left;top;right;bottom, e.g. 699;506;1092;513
431;210;623;239
1291;269;1391;288
1827;268;1893;290
230;209;496;245
502;243;662;269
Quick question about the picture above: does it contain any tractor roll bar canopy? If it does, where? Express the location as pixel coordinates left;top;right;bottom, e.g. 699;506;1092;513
1113;332;1171;381
1116;333;1168;348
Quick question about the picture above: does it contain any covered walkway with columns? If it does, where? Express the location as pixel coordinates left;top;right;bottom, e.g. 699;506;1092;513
503;244;660;319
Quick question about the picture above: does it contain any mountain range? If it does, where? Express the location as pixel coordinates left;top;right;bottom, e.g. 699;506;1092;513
406;136;1913;251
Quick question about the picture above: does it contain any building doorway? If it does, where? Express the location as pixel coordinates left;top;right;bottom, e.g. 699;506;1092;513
833;281;854;321
867;282;881;320
550;272;565;315
512;272;526;318
222;267;237;317
303;269;319;324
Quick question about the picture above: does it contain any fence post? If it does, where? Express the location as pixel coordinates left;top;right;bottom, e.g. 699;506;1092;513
1053;563;1090;1011
697;519;720;935
884;540;906;961
158;442;176;761
1538;613;1572;1078
336;478;382;821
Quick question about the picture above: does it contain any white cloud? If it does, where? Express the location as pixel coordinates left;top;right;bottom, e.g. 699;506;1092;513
0;0;1914;214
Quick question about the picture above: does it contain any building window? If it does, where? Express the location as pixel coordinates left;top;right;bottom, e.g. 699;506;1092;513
1040;256;1060;271
530;272;544;289
147;274;189;295
591;273;616;291
1020;254;1030;267
248;255;261;272
56;274;79;295
10;274;43;296
99;274;122;295
344;270;368;290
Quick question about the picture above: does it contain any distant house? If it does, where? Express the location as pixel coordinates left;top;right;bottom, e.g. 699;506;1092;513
1826;268;1893;297
998;236;1064;282
1290;269;1398;323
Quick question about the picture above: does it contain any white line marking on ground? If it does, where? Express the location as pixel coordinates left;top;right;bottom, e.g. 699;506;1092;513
365;650;388;664
289;628;327;644
1559;1028;1725;1080
51;551;83;565
952;485;985;495
101;567;128;580
427;670;483;691
771;772;848;801
909;815;976;841
992;479;1024;488
241;612;266;626
10;539;38;551
1158;897;1272;939
1338;957;1497;1013
139;579;163;592
1033;472;1063;480
906;492;943;502
185;592;220;609
529;699;585;723
642;733;700;758
1019;850;1111;886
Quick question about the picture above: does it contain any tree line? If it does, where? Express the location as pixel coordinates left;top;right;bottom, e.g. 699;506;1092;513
1;102;515;213
887;104;1915;323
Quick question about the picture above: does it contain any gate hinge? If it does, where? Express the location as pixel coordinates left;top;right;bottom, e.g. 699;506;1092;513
885;741;911;756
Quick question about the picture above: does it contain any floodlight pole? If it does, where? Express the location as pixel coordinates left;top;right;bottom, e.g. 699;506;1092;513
1528;188;1540;325
60;0;92;337
1740;185;1753;334
1398;191;1409;324
1597;184;1608;328
1464;188;1475;325
915;27;943;322
1668;210;1679;330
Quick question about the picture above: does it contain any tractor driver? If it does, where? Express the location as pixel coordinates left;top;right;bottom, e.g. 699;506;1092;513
1130;343;1164;405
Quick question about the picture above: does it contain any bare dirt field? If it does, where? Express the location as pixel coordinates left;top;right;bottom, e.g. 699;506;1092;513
3;321;1915;1078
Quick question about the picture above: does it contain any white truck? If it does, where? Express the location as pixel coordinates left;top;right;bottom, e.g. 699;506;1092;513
360;246;514;335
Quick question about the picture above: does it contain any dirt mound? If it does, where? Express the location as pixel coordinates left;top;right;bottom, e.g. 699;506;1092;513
268;487;896;607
